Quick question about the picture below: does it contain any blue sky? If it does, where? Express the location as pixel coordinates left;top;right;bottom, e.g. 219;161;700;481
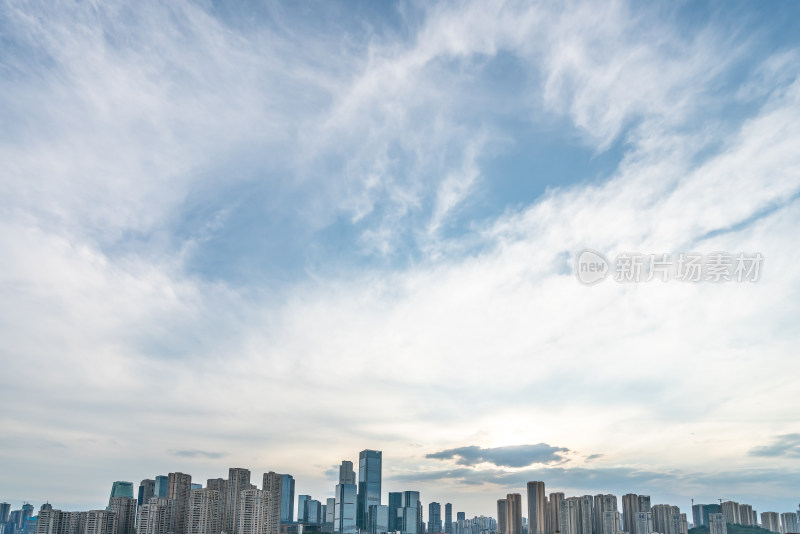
1;0;800;520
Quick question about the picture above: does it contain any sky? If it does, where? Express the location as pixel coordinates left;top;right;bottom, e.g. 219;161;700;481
1;0;800;521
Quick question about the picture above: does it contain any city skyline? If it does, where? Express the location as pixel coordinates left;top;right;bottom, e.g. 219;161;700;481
2;0;800;523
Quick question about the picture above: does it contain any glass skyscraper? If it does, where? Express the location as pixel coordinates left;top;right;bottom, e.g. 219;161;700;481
154;476;169;498
110;481;134;500
281;474;295;523
357;450;382;531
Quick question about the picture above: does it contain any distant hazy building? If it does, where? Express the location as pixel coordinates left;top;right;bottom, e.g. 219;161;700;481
652;506;678;534
389;494;403;533
1;503;10;524
334;468;357;534
429;503;442;534
83;511;117;534
739;506;754;527
110;482;135;501
187;488;222;534
506;495;522;534
445;504;453;534
720;503;740;526
762;513;780;533
109;497;137;534
168;473;192;534
398;492;421;534
154;477;169;499
298;497;311;524
559;498;579;534
781;513;798;534
498;500;508;534
358;451;382;531
595;495;618;534
226;469;251;534
709;515;726;534
237;490;265;534
138;498;176;534
325;498;336;531
526;483;546;534
280;475;295;524
139;481;156;511
262;472;283;534
457;513;466;523
622;496;651;534
548;494;564;534
340;462;356;485
602;512;620;534
669;514;688;534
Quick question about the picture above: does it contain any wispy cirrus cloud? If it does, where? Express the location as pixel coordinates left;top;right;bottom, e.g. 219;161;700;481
749;434;800;459
170;449;226;460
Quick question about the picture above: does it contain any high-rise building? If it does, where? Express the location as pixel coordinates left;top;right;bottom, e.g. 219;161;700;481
709;515;726;534
602;512;620;534
1;503;10;523
110;482;135;501
761;513;780;533
237;490;265;534
594;496;617;534
139;481;156;511
670;513;688;534
633;513;652;534
188;488;223;534
527;483;546;534
368;506;389;534
280;476;294;524
456;513;465;523
560;497;580;534
138;498;177;534
739;506;754;527
548;494;564;534
326;499;336;531
334;483;357;534
109;497;137;534
428;503;442;534
226;469;251;534
83;511;117;534
576;496;593;534
692;505;706;529
506;495;522;534
262;472;283;534
397;492;420;534
622;496;651;534
652;506;679;534
498;500;508;534
781;513;798;534
298;497;311;524
358;451;382;531
445;504;453;534
720;503;740;526
309;501;323;525
389;494;403;532
340;462;356;485
155;477;170;499
169;473;193;534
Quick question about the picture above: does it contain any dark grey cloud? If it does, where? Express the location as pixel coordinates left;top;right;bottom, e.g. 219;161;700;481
170;449;225;459
426;444;569;468
749;433;800;458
